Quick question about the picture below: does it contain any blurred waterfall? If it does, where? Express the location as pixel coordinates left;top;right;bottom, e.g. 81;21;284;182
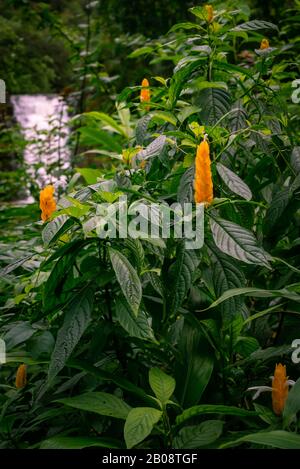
10;94;70;202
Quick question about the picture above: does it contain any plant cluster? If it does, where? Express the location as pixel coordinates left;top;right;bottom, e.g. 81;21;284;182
1;3;300;449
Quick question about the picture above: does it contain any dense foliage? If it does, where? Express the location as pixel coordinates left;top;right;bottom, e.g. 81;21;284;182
1;1;300;450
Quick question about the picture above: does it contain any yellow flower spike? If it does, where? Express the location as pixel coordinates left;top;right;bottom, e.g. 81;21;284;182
16;364;27;389
39;185;56;222
205;5;214;23
260;38;270;50
272;363;289;416
140;78;150;105
194;136;214;206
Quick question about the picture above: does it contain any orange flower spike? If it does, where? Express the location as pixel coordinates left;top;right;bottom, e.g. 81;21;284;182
260;38;270;50
205;5;214;23
272;363;289;415
140;78;150;105
194;137;214;205
39;185;56;222
15;364;27;389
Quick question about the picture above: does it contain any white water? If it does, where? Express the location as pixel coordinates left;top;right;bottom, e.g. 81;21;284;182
11;94;70;201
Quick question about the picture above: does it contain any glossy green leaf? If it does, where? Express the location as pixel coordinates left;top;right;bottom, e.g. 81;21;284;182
196;88;231;125
109;248;142;316
149;367;175;406
216;163;252;200
291;147;300;174
209;242;246;322
40;436;121;449
76;167;103;184
115;298;156;341
48;287;94;382
56;392;131;420
177;166;195;204
175;323;214;407
210;217;271;268
176;405;258;425
124;407;162;449
231;20;278;32
174;420;223;449
221;430;300;449
283;378;300;427
200;286;300;311
42;215;75;246
167;243;200;315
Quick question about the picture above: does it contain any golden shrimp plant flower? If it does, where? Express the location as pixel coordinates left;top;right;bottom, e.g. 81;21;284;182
205;5;214;23
247;363;295;415
140;78;150;104
15;364;27;389
194;136;214;205
39;185;56;222
260;38;270;50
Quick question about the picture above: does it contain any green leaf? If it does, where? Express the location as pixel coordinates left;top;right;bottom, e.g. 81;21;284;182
167;243;200;315
175;323;214;407
214;60;254;80
128;46;154;58
136;114;152;145
68;360;157;407
177;166;195;204
231;20;278;32
124;407;162;449
115;298;156;341
123;238;144;273
234;336;260;357
4;321;36;351
200;286;300;311
78;127;122;153
48;287;94;382
109;248;142;316
263;188;290;235
196;88;231;125
168;59;203;108
134;135;166;166
174;420;224;449
189;6;207;20
152;111;177;126
76;167;103;184
216;163;252;200
42;215;75;246
40;436;121;449
168;22;202;33
176;405;258;426
149;368;176;406
83;111;127;136
254;403;277;425
208;242;246;322
283;378;300;427
0;254;33;276
229;101;247;131
178;105;201;123
210;217;271;268
291;147;300;174
221;430;300;449
241;344;294;364
56;392;131;420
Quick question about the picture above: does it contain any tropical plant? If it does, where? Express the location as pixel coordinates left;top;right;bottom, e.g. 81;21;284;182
1;3;300;450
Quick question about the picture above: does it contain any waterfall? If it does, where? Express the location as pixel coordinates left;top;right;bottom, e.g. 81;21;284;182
10;94;70;201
